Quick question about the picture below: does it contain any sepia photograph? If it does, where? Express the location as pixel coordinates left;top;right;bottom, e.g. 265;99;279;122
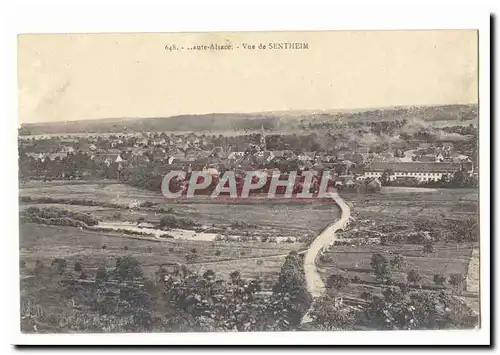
12;21;490;346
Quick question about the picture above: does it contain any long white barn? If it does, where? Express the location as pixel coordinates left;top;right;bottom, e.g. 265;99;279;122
361;161;473;182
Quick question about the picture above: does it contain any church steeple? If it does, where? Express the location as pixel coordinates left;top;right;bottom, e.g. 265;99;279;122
260;124;266;150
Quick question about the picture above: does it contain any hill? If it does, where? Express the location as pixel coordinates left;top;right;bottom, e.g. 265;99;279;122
19;104;477;135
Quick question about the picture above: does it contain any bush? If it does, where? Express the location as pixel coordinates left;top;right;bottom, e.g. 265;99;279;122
124;246;129;251
448;273;466;290
101;244;107;250
390;254;407;270
185;254;198;264
20;260;26;269
423;241;435;253
74;262;83;272
214;249;221;256
51;258;67;274
371;253;390;280
140;201;156;208
256;259;264;266
326;274;350;290
96;266;108;282
433;274;447;286
169;247;174;252
112;212;122;220
407;269;422;286
115;256;143;281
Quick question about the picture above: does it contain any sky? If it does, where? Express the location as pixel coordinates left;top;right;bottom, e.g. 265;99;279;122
18;30;478;124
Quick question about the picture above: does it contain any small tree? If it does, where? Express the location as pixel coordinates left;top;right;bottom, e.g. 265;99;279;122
124;246;129;251
51;258;67;274
229;270;241;284
390;254;407;270
433;273;447;286
449;273;466;291
371;253;390;280
326;273;350;290
407;269;422;286
214;249;222;256
101;244;107;250
20;260;26;269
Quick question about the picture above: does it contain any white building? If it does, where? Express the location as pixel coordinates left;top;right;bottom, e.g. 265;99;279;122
362;161;473;182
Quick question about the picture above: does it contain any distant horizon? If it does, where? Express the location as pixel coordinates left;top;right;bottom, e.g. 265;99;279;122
19;102;478;126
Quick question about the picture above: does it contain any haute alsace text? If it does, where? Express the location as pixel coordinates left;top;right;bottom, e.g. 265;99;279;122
164;42;309;52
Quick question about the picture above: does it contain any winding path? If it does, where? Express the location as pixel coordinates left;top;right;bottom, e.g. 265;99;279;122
303;190;351;298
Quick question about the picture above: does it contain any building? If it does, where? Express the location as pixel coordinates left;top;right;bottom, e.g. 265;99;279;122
362;161;473;182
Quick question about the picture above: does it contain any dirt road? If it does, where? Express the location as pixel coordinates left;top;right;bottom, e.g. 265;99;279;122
303;190;351;298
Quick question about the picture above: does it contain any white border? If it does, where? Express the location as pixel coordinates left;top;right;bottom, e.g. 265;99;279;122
1;0;492;347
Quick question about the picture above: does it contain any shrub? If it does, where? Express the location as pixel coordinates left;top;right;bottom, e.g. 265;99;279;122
74;262;83;272
448;273;466;290
371;253;390;280
115;256;143;281
169;247;174;252
20;260;26;269
101;244;107;250
124;246;129;251
112;212;122;220
96;266;108;282
256;259;264;266
214;249;222;256
407;269;422;286
433;274;447;286
140;201;155;208
185;254;198;264
423;241;435;253
51;258;67;274
34;260;45;275
390;254;407;270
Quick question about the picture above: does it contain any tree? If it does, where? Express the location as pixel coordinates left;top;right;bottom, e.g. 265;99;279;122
74;262;83;272
407;269;422;286
448;273;466;291
380;169;394;186
371;253;390;280
272;251;312;328
309;293;357;330
390;254;407;270
326;274;350;290
433;274;447;286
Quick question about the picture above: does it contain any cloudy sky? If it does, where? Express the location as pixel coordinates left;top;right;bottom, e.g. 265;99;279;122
18;30;478;124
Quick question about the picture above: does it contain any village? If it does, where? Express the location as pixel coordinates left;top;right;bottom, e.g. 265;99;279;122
18;121;478;193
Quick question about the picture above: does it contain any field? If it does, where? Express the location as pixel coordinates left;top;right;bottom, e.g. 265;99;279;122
19;180;340;238
19;222;300;288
